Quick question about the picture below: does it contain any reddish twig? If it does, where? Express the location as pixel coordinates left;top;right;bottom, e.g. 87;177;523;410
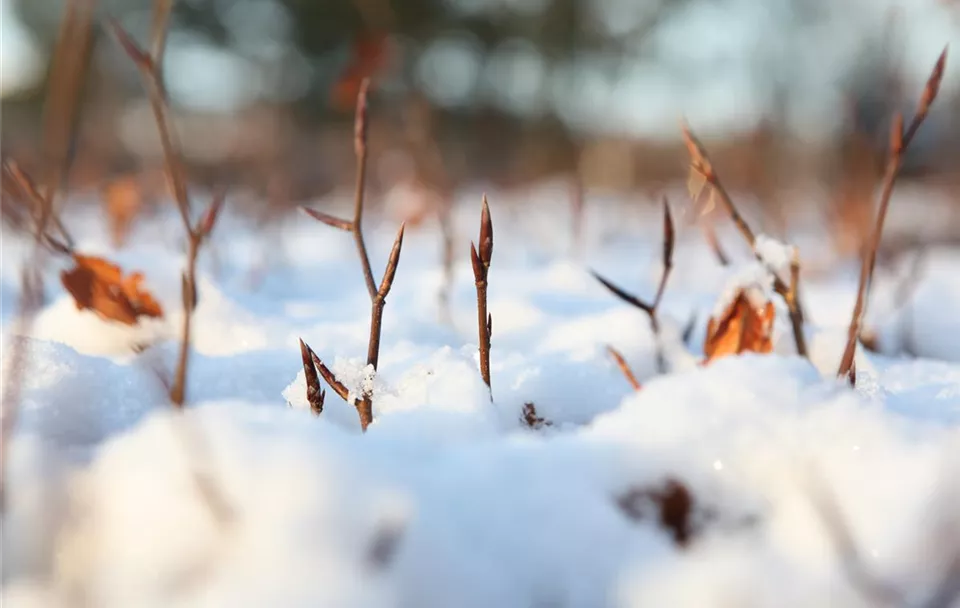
837;47;947;384
301;79;406;431
110;19;226;408
606;345;641;390
470;195;494;393
681;124;808;358
592;198;674;372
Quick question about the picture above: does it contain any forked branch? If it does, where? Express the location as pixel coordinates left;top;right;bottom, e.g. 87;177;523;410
300;79;406;431
109;19;226;408
681;125;808;358
837;47;947;384
592;198;674;372
470;195;494;392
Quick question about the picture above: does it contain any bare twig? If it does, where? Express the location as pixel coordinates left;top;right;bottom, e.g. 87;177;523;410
838;47;948;384
301;79;406;431
606;345;641;390
299;339;326;415
592;198;674;372
470;195;494;393
0;0;92;511
110;20;226;408
681;124;808;358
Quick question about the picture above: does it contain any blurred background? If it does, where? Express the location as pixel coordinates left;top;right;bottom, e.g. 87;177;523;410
2;0;959;245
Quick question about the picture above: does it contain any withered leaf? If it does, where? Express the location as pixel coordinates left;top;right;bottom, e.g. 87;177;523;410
61;254;164;325
703;289;775;362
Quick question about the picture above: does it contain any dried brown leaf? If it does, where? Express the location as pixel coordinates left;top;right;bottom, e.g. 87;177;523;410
61;254;163;324
703;290;775;362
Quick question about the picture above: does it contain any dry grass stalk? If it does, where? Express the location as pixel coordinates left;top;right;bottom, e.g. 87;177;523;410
301;79;406;431
606;345;641;390
109;20;227;408
681;124;808;358
837;48;948;384
592;198;674;372
470;195;494;392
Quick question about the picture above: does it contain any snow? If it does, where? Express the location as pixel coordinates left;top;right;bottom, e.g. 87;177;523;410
753;233;794;284
2;184;960;607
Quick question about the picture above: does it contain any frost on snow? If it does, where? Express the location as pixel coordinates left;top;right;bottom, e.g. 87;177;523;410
2;191;960;608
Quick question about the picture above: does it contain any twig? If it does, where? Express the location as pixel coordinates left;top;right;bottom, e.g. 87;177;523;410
0;0;91;511
298;339;326;415
681;124;808;358
837;47;947;384
470;195;494;393
606;346;641;390
109;19;226;408
301;79;406;431
592;198;674;372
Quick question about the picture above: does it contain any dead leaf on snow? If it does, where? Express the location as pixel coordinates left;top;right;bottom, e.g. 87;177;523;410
703;289;774;362
61;254;164;325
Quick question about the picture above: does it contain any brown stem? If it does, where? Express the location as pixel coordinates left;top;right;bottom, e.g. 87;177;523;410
786;248;808;357
593;199;674;373
171;234;199;407
838;48;947;383
607;346;641;390
352;79;377;300
299;80;406;431
471;195;494;393
682;123;809;358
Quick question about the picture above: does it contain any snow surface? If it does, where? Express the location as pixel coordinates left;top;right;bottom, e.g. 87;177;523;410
2;181;959;607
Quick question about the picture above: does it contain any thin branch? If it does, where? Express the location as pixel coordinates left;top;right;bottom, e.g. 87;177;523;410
110;20;225;407
607;346;641;390
300;79;406;431
838;47;947;383
470;195;494;392
681;123;808;358
309;348;351;403
108;19;191;229
352;78;378;299
592;199;675;372
150;0;173;73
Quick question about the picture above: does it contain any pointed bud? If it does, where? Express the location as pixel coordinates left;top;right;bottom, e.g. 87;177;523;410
478;195;493;267
470;242;483;281
301;206;353;231
378;222;405;297
919;46;948;115
299;338;324;415
487;313;492;340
